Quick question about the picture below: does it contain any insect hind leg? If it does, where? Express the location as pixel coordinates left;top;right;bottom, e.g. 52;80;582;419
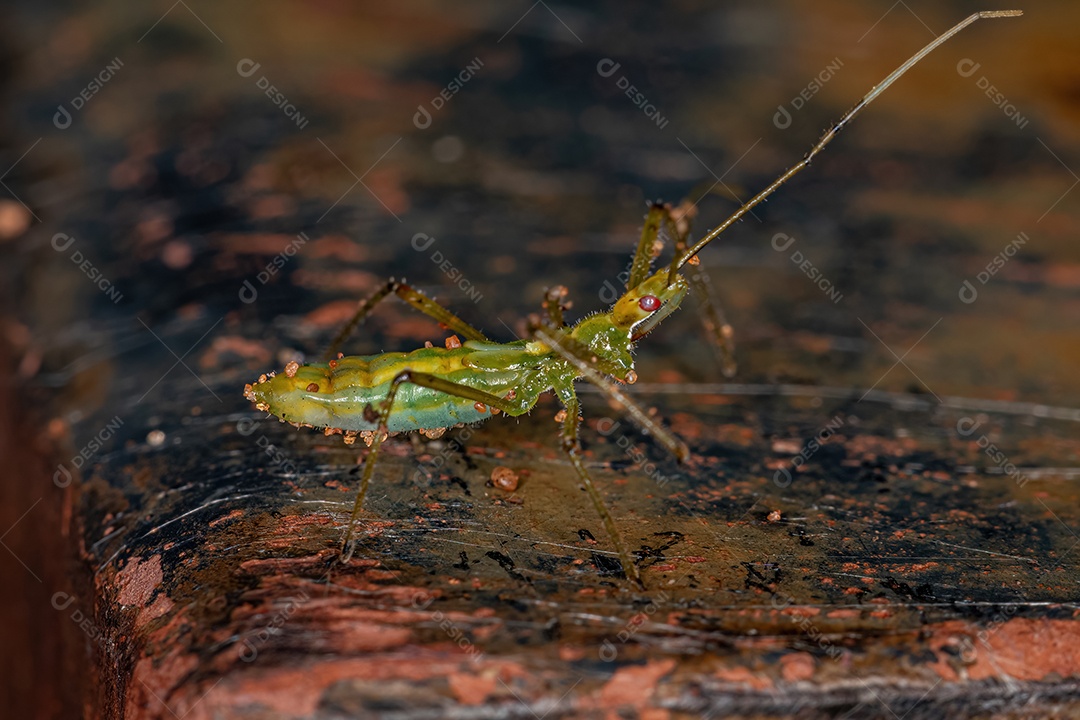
339;369;525;563
324;278;490;361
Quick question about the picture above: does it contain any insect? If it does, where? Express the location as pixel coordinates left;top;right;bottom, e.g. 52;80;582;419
245;11;1021;587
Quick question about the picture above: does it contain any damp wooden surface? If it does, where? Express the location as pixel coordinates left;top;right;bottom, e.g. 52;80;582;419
3;2;1080;719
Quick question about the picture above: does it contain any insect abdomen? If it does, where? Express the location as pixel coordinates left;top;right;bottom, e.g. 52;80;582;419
245;341;534;433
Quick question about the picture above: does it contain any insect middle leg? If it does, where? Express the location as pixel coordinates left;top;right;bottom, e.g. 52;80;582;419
555;386;644;588
339;370;523;562
324;278;490;360
662;200;737;377
533;324;692;586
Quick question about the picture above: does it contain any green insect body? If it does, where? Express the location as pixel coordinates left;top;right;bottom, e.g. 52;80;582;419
245;269;689;438
244;11;1021;587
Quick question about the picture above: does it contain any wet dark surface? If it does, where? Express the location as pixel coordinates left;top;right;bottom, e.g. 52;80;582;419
2;1;1080;718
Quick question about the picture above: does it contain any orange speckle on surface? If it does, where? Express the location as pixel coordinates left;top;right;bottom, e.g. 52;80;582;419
827;608;862;618
0;199;32;240
306;383;319;392
781;606;821;618
473;402;487;413
445;334;462;349
780;652;816;682
491;466;520;492
284;361;300;377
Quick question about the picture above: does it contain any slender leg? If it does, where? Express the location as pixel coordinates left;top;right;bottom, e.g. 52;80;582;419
684;256;737;377
339;370;523;562
533;326;690;463
542;285;570;328
324;278;490;361
626;203;667;291
662;201;738;378
556;387;643;588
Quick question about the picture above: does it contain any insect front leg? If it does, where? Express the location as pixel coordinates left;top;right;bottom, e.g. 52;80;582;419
532;326;689;463
339;370;525;563
555;387;643;588
324;278;490;360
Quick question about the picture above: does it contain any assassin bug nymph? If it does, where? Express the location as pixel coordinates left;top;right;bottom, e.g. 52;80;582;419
245;11;1021;587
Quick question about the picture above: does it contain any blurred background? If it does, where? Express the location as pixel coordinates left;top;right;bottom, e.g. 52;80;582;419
1;1;1078;717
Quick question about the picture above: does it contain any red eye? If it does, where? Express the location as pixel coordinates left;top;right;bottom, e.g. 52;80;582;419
638;295;661;312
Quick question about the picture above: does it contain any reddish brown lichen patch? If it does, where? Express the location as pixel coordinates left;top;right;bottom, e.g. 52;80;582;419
117;554;163;607
304;299;365;327
239;552;342;575
928;618;1080;682
200;335;272;368
293;269;380;294
448;671;498;705
136;592;175;630
209;509;245;528
132;649;201;718
779;652;816;682
827;608;861;619
320;620;412;653
308;233;369;262
218;232;302;255
217;656;526;717
592;658;676;710
713;665;773;690
781;606;821;618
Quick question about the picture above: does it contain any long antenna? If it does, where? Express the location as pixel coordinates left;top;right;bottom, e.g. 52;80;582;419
674;9;1022;272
